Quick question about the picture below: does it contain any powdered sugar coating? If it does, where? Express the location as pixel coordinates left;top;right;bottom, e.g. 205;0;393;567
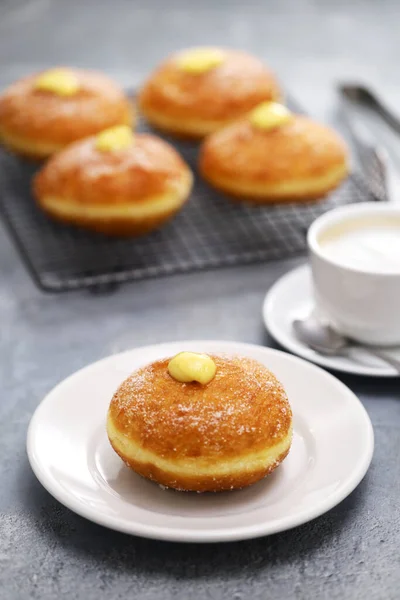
0;68;132;145
108;354;292;460
33;133;191;207
139;49;280;123
200;115;348;184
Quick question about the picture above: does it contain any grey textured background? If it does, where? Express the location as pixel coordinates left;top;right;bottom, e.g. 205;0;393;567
1;1;400;599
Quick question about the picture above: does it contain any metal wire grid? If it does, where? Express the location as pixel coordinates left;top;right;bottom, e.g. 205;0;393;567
0;109;365;293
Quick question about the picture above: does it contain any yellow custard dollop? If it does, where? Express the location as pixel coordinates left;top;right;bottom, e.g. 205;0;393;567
249;102;292;130
168;352;217;385
35;68;80;96
177;48;225;74
95;125;134;152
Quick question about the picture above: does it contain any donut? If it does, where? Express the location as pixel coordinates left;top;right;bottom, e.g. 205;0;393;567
199;102;349;203
107;352;293;492
0;67;134;158
138;47;281;138
33;126;193;236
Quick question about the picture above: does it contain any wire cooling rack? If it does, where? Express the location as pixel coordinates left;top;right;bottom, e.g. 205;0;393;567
0;99;365;292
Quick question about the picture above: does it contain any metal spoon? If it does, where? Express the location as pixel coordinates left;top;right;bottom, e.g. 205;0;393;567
338;83;400;203
293;315;400;373
339;84;400;134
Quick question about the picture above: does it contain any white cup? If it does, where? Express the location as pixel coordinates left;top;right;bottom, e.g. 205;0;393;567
308;202;400;346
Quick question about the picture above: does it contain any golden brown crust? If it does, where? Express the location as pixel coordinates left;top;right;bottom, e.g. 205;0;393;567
199;115;349;202
36;204;182;237
0;68;134;157
107;355;293;491
200;170;348;204
138;49;281;137
34;134;191;204
33;133;193;236
112;442;291;493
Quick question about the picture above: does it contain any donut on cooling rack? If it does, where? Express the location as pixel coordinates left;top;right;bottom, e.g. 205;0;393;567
138;47;281;138
33;126;193;236
107;351;293;492
0;67;134;159
199;101;349;203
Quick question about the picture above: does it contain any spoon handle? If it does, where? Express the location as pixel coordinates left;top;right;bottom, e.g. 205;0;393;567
337;86;390;203
361;348;400;374
338;84;400;133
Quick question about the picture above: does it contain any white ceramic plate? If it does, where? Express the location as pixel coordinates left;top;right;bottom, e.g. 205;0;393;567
263;264;400;377
27;340;374;543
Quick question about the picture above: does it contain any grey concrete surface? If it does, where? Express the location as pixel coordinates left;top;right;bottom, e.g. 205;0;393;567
0;1;399;599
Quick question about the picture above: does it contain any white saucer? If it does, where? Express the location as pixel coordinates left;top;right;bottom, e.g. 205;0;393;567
27;340;373;543
263;265;400;377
